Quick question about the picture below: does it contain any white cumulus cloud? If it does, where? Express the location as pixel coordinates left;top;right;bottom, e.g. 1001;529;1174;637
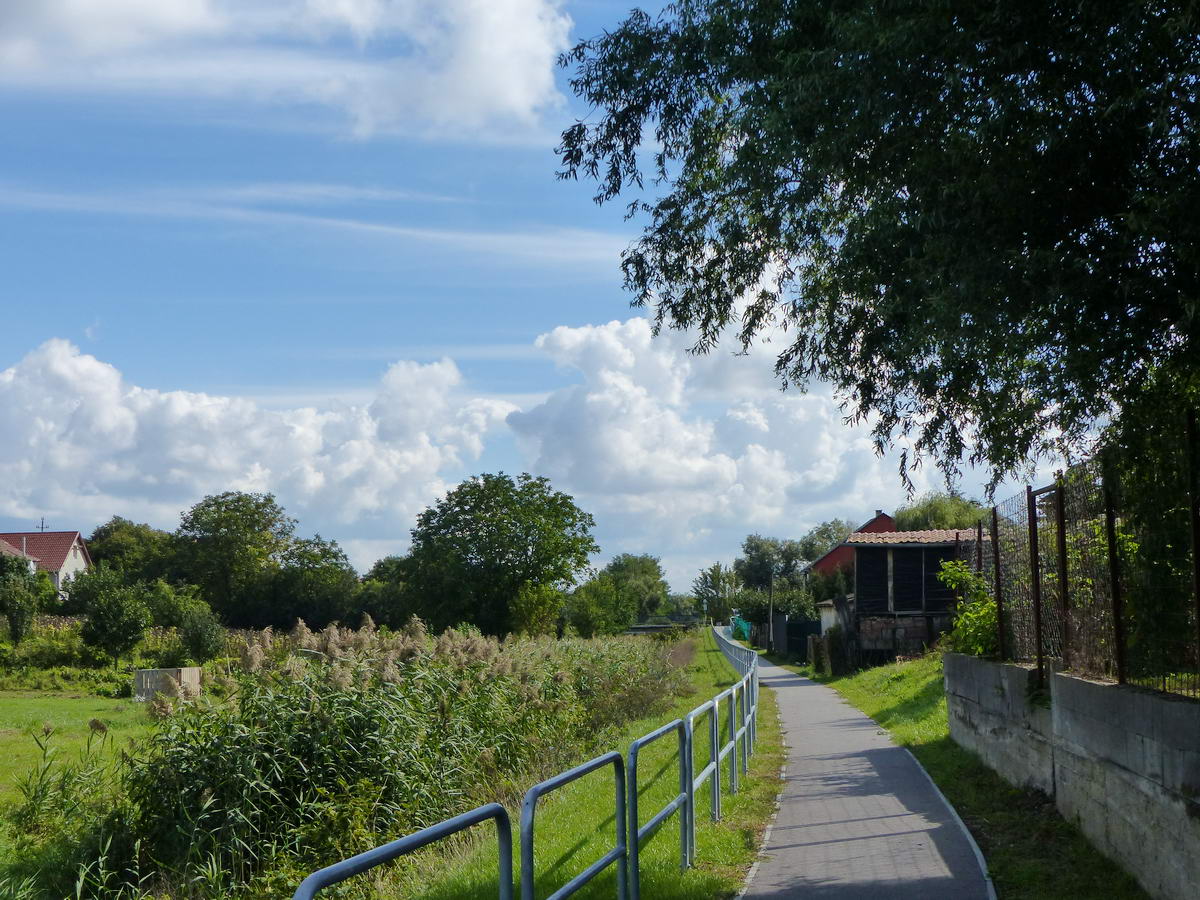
0;0;571;138
508;317;941;586
0;339;513;565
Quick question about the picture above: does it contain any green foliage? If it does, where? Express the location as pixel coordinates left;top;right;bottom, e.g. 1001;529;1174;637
81;584;152;667
7;623;693;896
808;568;851;605
511;582;566;635
938;560;998;657
86;517;175;583
691;562;738;622
733;535;805;591
796;520;855;564
601;553;669;620
559;1;1200;487
895;493;989;531
178;605;226;664
143;579;203;628
1;582;37;644
174;492;297;621
405;473;598;635
566;573;635;637
249;535;360;629
1;555;41;642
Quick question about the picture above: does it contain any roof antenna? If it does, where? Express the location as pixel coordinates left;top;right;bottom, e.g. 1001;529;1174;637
36;517;48;533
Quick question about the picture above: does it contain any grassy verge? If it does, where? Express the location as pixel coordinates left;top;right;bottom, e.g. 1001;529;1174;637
392;629;785;900
769;651;1147;900
0;692;151;807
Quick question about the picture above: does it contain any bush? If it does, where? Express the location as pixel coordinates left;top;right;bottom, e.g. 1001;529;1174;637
81;586;152;667
938;560;999;657
2;582;37;643
8;621;695;896
179;606;225;663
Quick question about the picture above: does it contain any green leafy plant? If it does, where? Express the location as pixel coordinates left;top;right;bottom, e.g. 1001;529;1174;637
938;560;998;657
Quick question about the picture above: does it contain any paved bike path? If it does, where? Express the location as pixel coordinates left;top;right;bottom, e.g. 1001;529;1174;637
742;658;994;899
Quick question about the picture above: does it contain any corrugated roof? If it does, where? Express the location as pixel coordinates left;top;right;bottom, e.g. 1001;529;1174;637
845;529;976;545
0;532;88;572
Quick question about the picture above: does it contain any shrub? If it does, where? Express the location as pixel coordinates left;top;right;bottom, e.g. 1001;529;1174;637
938;560;999;657
81;586;152;667
2;582;37;643
179;606;225;663
8;621;695;896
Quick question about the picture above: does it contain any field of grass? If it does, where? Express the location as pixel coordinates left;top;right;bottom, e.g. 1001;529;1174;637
0;692;152;807
778;652;1148;900
391;629;786;900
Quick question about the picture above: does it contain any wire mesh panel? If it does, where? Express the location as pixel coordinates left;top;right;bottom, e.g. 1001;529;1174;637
1059;459;1118;681
1108;427;1200;697
984;411;1200;698
995;490;1036;664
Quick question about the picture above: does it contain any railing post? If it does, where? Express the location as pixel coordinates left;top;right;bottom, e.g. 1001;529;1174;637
1027;485;1045;683
1103;464;1128;684
709;705;720;823
728;686;738;794
684;717;695;866
975;519;983;574
991;506;1006;660
1187;408;1200;679
1054;475;1071;669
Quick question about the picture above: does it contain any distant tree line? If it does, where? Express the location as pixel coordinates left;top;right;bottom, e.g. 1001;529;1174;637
29;472;683;651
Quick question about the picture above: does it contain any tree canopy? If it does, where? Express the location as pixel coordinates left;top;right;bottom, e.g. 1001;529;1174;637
559;2;1200;486
405;473;598;635
894;492;990;531
796;520;855;563
601;553;670;620
87;516;175;583
174;492;296;619
733;535;805;591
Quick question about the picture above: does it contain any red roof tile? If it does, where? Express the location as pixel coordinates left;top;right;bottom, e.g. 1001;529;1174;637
845;529;976;545
0;532;89;573
0;537;39;561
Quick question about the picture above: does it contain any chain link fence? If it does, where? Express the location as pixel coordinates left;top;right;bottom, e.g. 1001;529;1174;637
977;410;1200;698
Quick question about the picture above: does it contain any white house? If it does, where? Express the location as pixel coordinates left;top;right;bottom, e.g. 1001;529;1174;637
0;531;92;589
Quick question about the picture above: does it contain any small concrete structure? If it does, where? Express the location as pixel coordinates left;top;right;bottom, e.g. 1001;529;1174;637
944;652;1200;900
134;667;201;701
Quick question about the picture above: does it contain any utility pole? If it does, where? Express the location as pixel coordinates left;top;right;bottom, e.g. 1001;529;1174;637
767;568;774;653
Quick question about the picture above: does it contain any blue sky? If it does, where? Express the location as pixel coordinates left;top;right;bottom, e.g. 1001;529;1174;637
0;0;1029;589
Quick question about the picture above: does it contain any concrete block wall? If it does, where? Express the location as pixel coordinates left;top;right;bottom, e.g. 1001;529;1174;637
944;653;1200;900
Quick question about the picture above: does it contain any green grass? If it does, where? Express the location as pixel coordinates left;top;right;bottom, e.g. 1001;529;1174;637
0;691;152;808
772;652;1149;900
383;629;786;900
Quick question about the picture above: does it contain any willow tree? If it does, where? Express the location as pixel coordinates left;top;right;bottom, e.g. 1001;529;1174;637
559;2;1200;486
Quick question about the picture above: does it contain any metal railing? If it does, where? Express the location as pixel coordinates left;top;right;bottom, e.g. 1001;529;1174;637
292;802;513;900
292;627;759;899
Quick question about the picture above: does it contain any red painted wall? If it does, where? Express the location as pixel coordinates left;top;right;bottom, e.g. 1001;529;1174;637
810;512;895;575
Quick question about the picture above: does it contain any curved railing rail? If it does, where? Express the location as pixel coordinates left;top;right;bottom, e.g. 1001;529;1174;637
292;802;513;900
292;626;758;899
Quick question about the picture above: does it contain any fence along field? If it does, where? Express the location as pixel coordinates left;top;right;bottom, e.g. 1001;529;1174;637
292;626;760;899
961;408;1200;696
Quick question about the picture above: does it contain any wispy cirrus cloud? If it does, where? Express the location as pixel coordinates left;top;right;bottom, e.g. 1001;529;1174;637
0;183;628;267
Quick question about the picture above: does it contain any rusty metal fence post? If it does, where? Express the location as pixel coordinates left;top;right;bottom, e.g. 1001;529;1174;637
991;506;1005;660
1054;474;1070;669
1188;408;1200;671
1026;485;1045;682
1102;464;1128;684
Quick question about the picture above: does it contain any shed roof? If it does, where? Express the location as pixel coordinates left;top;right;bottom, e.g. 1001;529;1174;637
845;529;976;546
